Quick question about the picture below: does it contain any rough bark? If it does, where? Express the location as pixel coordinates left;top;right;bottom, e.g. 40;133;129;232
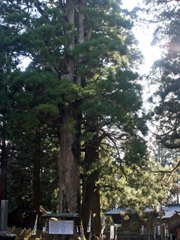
64;0;75;82
82;130;102;238
56;0;83;214
57;103;81;213
77;0;85;85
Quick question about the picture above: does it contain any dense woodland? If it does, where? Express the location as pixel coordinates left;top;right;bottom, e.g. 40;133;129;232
0;0;179;237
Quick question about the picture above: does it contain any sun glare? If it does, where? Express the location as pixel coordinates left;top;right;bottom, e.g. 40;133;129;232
122;0;161;74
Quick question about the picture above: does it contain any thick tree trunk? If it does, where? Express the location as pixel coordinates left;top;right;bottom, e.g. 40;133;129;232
57;103;81;213
56;0;83;214
82;181;101;238
82;131;101;238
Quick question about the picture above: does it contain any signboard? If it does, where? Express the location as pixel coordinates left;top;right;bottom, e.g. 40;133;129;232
49;220;74;235
110;225;114;240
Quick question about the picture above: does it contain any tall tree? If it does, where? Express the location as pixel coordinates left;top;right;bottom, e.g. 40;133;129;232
1;1;148;232
0;21;18;200
146;0;180;151
6;70;60;215
80;66;147;235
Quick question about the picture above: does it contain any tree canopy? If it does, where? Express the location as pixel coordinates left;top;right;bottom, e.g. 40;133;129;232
0;0;178;234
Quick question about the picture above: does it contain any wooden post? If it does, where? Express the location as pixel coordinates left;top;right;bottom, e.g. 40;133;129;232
0;200;8;231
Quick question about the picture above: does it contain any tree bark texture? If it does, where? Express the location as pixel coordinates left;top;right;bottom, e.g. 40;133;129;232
57;0;84;213
82;131;102;237
64;0;75;82
57;103;81;213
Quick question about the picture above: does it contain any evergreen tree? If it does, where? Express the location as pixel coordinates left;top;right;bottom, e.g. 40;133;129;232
146;0;180;151
0;20;18;200
144;0;180;205
6;70;60;217
0;0;149;233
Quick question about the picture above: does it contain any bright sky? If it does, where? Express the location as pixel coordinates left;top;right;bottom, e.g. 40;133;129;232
122;0;161;74
122;0;162;111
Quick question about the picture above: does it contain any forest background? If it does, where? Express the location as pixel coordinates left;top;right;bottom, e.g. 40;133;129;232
0;0;179;237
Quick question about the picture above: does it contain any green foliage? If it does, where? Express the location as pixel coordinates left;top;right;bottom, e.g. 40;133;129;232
100;154;177;214
149;2;180;149
0;0;153;223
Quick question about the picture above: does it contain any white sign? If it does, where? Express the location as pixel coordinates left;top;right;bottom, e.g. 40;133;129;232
110;225;114;239
49;220;74;235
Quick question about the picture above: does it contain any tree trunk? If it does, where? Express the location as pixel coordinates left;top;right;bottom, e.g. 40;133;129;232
56;0;83;214
33;128;41;216
57;103;81;213
0;123;7;200
82;131;102;238
82;180;101;238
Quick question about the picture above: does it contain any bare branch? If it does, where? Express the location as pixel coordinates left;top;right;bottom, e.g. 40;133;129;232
144;160;180;175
